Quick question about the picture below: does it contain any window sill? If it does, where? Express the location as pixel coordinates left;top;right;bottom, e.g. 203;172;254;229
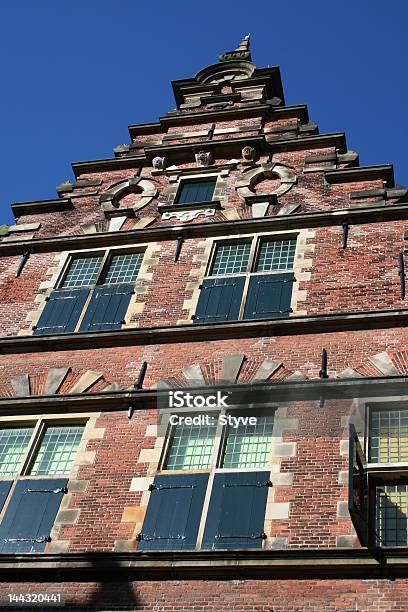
0;547;408;579
3;307;408;354
367;462;408;473
157;200;221;213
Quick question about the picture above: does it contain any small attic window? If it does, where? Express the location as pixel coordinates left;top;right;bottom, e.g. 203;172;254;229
175;179;216;205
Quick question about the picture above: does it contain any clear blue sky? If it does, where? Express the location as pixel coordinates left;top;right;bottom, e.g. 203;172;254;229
1;1;407;224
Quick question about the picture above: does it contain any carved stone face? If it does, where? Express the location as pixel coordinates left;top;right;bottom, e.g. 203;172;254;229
152;156;166;170
242;146;256;161
195;151;212;167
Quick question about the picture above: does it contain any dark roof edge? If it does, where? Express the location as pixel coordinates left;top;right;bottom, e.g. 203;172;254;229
128;105;310;136
0;308;407;354
72;155;145;177
326;165;395;187
11;198;73;218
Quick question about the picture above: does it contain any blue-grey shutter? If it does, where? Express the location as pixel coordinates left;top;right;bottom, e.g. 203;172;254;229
0;482;12;512
138;474;208;550
202;471;271;549
194;276;245;324
33;289;89;335
348;424;368;546
79;284;134;332
243;272;294;320
0;478;68;553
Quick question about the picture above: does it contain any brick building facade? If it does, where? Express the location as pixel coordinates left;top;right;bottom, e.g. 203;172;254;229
0;37;408;610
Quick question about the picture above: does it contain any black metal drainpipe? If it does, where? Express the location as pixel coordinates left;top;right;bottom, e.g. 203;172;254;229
128;361;148;419
319;349;328;408
342;222;349;249
399;252;406;299
174;235;184;262
16;251;30;277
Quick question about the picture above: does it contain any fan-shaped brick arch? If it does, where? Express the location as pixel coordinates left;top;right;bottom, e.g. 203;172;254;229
338;350;405;379
156;354;308;388
2;367;122;398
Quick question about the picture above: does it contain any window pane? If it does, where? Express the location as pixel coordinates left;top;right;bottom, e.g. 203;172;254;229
29;425;85;476
176;180;216;204
211;243;251;275
370;409;408;462
0;428;34;477
61;256;103;288
376;485;408;546
222;415;274;468
164;421;217;470
255;239;296;272
103;252;143;285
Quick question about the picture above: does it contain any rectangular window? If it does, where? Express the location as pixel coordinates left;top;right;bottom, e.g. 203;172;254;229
194;236;296;324
61;256;104;289
34;250;144;336
0;427;34;477
163;412;275;472
102;252;143;285
29;424;85;476
140;410;275;551
221;415;274;469
376;484;408;546
0;421;85;553
175;179;216;205
255;239;297;272
211;243;251;276
370;408;408;463
164;421;217;470
353;411;408;548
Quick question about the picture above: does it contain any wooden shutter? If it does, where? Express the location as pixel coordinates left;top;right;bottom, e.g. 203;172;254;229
0;481;12;512
0;478;68;553
348;424;368;546
202;471;271;549
33;289;89;335
79;284;134;332
138;474;208;550
243;272;294;320
194;277;245;324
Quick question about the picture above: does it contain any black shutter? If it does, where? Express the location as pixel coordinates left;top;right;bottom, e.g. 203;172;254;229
194;276;245;324
0;478;68;553
33;289;89;335
0;481;12;512
79;284;134;332
202;471;271;549
348;424;368;546
243;272;294;320
138;474;208;550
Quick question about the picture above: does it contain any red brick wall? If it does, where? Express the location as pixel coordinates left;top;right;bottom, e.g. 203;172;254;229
0;578;406;610
0;217;406;335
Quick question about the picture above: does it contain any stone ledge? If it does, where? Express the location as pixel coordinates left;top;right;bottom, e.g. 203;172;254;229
2;201;408;255
1;308;408;354
0;548;405;580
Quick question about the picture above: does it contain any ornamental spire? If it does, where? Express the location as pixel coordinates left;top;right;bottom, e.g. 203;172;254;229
219;35;252;63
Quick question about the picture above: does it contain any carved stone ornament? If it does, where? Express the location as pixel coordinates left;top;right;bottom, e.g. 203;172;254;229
242;146;256;162
162;208;216;223
99;175;157;216
152;156;166;170
195;151;213;167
